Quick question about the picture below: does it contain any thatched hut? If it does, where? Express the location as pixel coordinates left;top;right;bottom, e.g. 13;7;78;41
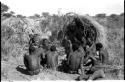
57;13;107;50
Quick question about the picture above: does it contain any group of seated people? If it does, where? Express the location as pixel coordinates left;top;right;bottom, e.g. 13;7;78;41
76;42;109;80
23;34;109;80
24;34;59;75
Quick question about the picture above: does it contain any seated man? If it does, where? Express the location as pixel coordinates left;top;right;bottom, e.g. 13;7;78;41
85;42;109;64
67;45;85;74
24;47;46;75
78;54;105;80
24;54;41;75
46;45;59;70
95;43;109;64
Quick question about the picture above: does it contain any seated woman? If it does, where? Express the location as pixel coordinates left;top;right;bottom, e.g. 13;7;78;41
95;42;109;64
78;42;106;80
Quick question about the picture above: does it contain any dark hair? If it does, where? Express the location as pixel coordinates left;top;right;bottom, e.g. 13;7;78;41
72;43;80;51
42;39;49;45
96;42;103;50
50;45;56;51
29;34;39;44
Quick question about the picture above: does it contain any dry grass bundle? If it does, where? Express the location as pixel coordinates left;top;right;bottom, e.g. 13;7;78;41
60;13;107;49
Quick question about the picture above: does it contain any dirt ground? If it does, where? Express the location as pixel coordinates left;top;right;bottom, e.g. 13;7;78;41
1;56;124;81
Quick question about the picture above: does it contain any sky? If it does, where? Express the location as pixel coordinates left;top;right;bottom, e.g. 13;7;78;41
0;0;124;16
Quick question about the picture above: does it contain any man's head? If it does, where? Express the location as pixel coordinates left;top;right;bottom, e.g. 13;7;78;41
96;42;103;51
72;43;80;51
41;39;50;50
50;45;57;52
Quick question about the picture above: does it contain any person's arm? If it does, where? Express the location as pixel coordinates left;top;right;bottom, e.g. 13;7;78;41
89;53;97;61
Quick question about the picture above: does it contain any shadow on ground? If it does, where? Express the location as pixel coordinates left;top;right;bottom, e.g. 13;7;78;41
16;65;30;75
58;60;70;73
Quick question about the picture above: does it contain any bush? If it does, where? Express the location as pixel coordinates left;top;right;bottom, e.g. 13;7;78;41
96;13;106;18
1;18;29;61
1;2;9;14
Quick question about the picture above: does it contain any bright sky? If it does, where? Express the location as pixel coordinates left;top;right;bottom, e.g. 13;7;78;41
0;0;124;16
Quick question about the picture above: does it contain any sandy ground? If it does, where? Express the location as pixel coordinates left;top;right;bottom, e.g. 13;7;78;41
1;60;79;81
1;57;124;81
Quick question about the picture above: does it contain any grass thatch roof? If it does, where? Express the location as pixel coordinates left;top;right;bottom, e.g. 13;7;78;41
58;13;107;48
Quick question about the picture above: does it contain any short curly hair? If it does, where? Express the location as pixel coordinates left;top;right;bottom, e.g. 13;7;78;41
50;45;57;51
96;42;103;50
72;43;80;51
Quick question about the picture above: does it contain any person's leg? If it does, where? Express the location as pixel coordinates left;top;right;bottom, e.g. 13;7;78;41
77;74;90;81
89;69;105;80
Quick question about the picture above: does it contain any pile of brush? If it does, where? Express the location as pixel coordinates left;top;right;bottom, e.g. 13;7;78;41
56;13;99;49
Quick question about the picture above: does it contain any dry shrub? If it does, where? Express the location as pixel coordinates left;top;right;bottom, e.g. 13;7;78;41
1;69;8;80
1;17;29;61
106;28;124;66
95;15;124;67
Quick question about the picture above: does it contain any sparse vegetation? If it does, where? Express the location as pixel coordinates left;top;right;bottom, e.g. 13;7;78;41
95;13;124;65
1;2;124;80
1;2;9;14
